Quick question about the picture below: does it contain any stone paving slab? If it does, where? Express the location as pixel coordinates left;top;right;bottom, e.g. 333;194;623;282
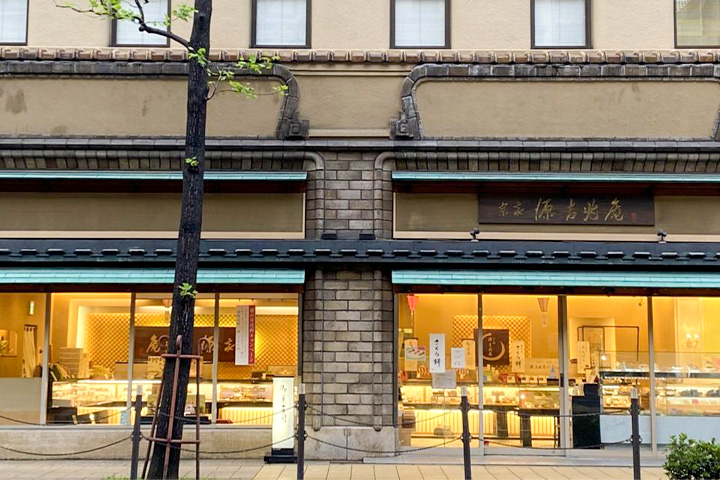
0;460;669;480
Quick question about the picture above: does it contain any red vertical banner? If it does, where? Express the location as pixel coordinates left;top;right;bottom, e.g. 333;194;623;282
248;305;256;365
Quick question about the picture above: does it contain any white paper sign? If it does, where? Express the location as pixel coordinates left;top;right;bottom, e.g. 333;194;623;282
577;341;591;371
272;377;295;449
462;339;476;370
511;340;526;373
431;371;457;389
235;305;256;365
429;334;445;373
451;348;466;369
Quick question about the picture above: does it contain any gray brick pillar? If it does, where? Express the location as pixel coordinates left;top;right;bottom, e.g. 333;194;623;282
301;266;396;460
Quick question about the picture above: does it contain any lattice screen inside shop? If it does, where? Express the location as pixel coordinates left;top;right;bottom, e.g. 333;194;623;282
85;313;297;378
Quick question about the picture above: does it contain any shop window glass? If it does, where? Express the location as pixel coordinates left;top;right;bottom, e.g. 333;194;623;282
134;294;215;425
482;295;560;449
48;293;132;426
567;296;650;448
653;297;720;419
676;0;720;47
0;293;45;425
216;294;298;427
393;0;448;48
397;294;481;448
114;0;169;46
0;0;27;45
533;0;588;48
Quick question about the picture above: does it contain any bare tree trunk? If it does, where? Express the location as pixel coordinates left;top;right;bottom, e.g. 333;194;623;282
147;1;212;478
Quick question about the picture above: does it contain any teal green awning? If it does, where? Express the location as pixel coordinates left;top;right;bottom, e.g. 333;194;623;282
392;270;720;289
392;172;720;183
0;171;307;181
0;268;305;285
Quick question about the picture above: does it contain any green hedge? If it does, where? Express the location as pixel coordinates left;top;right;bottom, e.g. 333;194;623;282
665;433;720;480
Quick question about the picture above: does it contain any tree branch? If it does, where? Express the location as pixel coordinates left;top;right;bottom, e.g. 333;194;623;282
140;23;191;49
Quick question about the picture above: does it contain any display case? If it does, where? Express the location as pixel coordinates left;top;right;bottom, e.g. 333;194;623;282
50;379;278;426
655;373;720;416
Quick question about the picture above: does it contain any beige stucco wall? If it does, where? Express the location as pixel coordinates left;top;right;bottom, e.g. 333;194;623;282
298;73;404;137
312;0;389;50
23;0;679;50
0;192;304;237
0;77;282;137
415;80;720;139
395;193;720;237
453;0;531;50
592;0;675;50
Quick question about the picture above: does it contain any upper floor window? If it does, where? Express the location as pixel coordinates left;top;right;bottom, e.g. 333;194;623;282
113;0;169;47
392;0;450;48
252;0;311;48
0;0;28;45
532;0;590;48
676;0;720;47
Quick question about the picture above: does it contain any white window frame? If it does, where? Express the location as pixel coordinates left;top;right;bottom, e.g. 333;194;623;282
392;0;450;49
252;0;311;48
113;0;170;47
0;0;28;45
532;0;591;49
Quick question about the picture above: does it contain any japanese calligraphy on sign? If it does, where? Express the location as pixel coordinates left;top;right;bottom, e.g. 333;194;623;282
479;194;654;226
135;327;235;362
481;329;510;367
429;334;446;373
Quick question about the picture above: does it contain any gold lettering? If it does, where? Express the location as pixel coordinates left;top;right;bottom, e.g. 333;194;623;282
513;201;525;217
583;199;600;222
498;202;509;217
535;198;555;221
604;198;624;222
565;199;578;222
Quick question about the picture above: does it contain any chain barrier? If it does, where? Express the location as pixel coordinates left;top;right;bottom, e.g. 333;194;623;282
306;434;463;457
480;437;633;451
155;404;298;425
0;407;132;426
139;433;295;456
0;435;132;457
307;404;454;427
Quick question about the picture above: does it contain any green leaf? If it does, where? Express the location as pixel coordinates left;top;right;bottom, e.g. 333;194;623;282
178;283;197;299
184;156;198;167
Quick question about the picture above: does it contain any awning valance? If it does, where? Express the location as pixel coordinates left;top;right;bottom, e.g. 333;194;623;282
0;171;307;182
0;268;305;285
392;172;720;184
392;270;720;289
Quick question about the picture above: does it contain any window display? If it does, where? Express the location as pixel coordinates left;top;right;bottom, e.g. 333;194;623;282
653;297;720;418
397;294;561;448
0;293;46;425
24;291;300;427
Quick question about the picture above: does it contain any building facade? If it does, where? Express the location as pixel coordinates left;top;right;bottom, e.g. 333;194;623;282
2;0;720;461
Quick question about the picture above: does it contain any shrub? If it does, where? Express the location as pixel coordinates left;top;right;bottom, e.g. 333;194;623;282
664;433;720;480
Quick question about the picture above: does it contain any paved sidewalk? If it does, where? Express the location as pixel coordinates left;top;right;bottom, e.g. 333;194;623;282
0;460;669;479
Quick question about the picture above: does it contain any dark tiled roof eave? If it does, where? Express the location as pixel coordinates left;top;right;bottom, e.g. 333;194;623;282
0;239;719;271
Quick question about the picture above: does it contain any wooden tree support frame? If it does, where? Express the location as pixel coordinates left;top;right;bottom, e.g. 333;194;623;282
141;335;208;480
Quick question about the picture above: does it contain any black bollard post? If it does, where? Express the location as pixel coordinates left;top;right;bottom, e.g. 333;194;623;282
460;386;472;480
631;387;642;480
297;384;306;480
130;385;143;480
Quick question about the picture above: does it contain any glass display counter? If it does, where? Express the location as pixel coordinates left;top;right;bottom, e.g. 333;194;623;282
50;379;279;426
399;381;560;442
